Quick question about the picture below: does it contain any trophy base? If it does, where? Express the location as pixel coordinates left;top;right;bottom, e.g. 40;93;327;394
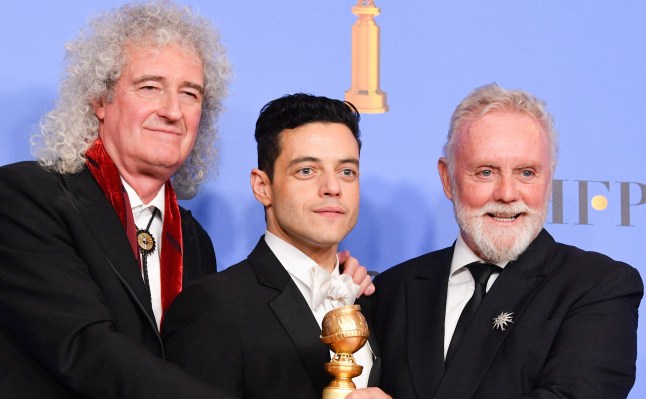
322;361;362;399
345;89;389;114
323;386;355;399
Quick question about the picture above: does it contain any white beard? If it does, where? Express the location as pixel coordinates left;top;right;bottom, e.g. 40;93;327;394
453;197;548;263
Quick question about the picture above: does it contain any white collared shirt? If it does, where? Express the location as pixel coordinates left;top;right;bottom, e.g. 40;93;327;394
264;231;374;388
444;235;507;358
122;179;165;330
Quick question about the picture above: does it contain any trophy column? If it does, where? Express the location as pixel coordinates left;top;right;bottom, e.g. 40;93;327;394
345;1;388;114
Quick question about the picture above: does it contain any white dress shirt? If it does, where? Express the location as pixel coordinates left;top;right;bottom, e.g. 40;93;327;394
122;179;165;330
264;231;374;388
444;235;507;358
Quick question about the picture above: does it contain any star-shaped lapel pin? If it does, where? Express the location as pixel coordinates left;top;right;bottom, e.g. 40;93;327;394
492;312;514;331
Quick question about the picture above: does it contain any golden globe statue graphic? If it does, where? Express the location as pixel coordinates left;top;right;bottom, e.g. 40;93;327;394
320;304;370;399
345;0;388;113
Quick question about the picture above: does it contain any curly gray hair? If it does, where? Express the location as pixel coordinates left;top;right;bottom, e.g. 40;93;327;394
32;1;231;199
443;83;559;175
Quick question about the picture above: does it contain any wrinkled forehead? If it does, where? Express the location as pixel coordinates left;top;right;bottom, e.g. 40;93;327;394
123;39;202;63
457;111;552;161
463;110;548;140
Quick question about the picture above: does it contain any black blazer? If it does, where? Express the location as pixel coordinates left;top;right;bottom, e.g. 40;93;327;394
162;237;381;399
0;161;224;399
373;229;643;399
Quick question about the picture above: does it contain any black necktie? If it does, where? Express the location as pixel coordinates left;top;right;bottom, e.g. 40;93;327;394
445;262;500;367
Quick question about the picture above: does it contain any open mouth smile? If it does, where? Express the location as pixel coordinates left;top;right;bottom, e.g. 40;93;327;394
487;213;524;222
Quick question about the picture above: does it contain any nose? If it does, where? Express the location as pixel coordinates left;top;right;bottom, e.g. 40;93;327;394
157;92;182;121
320;172;341;197
493;174;520;203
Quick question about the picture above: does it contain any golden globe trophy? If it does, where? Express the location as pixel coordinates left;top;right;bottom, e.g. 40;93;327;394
345;0;388;114
320;305;370;399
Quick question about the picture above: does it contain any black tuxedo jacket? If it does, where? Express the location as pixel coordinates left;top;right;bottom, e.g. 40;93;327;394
373;229;643;399
162;237;381;399
0;161;225;399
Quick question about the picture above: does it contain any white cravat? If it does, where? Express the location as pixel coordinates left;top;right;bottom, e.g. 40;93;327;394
122;179;165;330
264;232;374;388
310;265;358;312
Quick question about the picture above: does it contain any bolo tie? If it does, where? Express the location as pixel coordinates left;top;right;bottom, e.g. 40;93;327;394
136;207;159;300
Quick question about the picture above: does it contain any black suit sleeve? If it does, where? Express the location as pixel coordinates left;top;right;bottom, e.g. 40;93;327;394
523;264;643;399
163;276;245;398
0;163;229;399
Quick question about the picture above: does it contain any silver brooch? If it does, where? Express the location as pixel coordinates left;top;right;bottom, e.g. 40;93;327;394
492;312;514;331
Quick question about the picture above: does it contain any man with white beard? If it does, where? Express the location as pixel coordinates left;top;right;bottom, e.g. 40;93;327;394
369;83;643;399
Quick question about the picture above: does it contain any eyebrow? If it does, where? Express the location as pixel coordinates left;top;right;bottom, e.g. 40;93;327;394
339;158;360;166
288;156;359;167
288;156;320;167
132;75;205;95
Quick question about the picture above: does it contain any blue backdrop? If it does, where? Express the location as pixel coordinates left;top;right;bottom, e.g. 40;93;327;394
2;1;644;396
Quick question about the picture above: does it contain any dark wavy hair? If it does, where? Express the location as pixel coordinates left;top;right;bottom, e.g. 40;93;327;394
255;93;361;180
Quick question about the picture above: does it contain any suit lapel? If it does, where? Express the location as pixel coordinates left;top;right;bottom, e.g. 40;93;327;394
61;169;157;329
406;248;453;398
248;238;331;394
367;341;381;388
434;230;556;399
178;208;201;283
356;295;381;387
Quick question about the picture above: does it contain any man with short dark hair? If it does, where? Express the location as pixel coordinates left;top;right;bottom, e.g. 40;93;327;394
371;83;643;399
163;93;379;399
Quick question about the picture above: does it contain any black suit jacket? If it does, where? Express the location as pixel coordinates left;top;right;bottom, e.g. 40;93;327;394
0;161;225;399
373;229;643;399
162;237;381;399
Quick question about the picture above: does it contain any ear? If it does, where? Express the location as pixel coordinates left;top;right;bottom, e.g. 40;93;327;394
92;97;106;120
437;157;454;200
250;168;272;206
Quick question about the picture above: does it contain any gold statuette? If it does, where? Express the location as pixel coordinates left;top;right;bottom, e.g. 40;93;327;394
320;304;370;399
345;0;388;113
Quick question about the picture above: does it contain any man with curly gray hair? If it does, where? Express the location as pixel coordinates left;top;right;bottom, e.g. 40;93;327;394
0;1;234;398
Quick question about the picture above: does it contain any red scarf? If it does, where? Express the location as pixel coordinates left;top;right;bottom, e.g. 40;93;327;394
85;138;183;322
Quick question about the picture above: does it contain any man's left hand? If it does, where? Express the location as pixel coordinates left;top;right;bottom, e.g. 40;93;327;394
338;250;375;297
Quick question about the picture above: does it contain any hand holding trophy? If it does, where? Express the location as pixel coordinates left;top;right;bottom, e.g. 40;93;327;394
320;304;370;399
